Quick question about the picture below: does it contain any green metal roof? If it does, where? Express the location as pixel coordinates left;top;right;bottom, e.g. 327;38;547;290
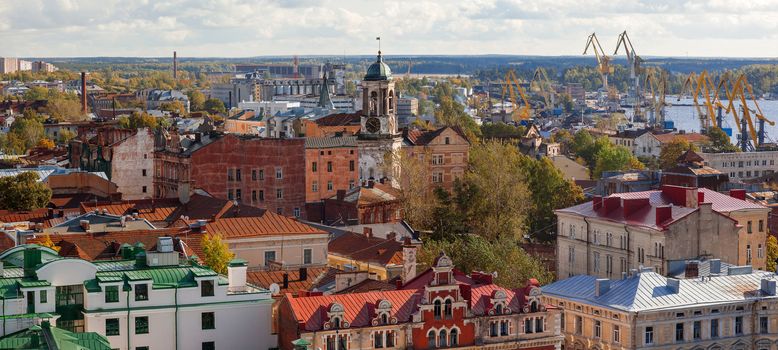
0;321;111;350
83;279;101;293
17;280;50;288
364;51;392;81
0;245;61;269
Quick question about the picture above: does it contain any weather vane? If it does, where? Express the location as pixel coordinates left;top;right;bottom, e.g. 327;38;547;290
376;36;381;53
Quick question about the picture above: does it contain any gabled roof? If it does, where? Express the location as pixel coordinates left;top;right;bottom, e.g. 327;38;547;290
332;183;399;205
542;270;777;312
652;132;710;144
304;136;357;149
247;266;336;297
0;321;112;350
403;126;469;146
286;289;420;331
328;231;404;266
204;214;327;239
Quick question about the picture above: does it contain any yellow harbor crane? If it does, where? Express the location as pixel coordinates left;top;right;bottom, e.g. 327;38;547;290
583;33;613;93
727;74;775;150
614;30;644;120
530;67;556;114
643;68;668;126
679;71;719;133
501;70;532;121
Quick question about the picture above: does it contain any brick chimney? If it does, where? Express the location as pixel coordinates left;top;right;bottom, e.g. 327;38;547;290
622;198;649;217
80;72;87;115
729;189;746;200
655;205;672;226
402;237;418;283
603;197;620;213
363;227;373;238
592;196;603;211
698;191;705;204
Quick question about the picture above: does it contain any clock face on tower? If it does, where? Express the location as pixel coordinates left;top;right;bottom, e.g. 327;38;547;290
366;117;381;133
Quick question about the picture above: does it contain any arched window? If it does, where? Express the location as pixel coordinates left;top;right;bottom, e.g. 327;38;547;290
388;90;394;112
438;329;447;348
449;329;458;346
331;316;341;329
370;91;378;115
444;299;453;319
495;304;503;315
381;313;388;325
434;300;442;320
530;301;538;313
427;330;436;348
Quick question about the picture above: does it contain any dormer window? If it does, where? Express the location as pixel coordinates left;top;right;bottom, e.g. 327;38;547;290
373;299;395;326
325;303;349;330
496;304;503;315
381;313;388;325
332;317;341;329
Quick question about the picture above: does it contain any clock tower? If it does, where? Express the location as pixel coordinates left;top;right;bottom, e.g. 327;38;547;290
357;49;403;184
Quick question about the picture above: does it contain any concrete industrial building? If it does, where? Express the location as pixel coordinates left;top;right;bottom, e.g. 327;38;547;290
702;150;778;182
556;185;770;278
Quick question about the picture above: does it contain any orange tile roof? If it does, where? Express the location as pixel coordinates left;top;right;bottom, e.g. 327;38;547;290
0;209;51;225
204;213;327;239
247;267;335;297
286;289;421;331
81;199;180;222
653;132;710;144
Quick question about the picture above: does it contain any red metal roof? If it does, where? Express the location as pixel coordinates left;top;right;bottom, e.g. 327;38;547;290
204;214;326;239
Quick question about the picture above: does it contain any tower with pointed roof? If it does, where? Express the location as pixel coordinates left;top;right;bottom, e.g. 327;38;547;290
357;48;403;184
317;72;335;110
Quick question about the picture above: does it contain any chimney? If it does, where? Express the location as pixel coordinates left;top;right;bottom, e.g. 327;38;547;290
299;267;308;281
667;278;680;293
603;196;620;213
46;208;54;219
81;72;87;115
173;51;177;79
762;279;776;296
622;198;649;217
685;261;699;278
698;191;705;204
120;215;127;228
227;259;248;293
729;189;746;200
592;196;603;210
336;189;346;201
367;178;375;188
621;271;627;280
194;132;202;144
363;227;373;238
79;220;90;231
594;278;610;297
387;231;397;241
709;259;721;275
282;273;289;289
57;210;64;218
402;237;418;283
655;205;672;226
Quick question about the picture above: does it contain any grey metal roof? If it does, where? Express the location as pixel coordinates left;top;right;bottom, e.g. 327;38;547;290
304;136;357;149
542;270;778;312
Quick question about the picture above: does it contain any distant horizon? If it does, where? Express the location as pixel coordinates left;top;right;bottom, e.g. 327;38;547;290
15;54;778;60
2;1;777;58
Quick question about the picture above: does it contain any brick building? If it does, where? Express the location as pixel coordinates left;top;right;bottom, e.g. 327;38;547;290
154;131;307;218
322;182;401;225
68;127;154;200
278;253;562;350
403;126;470;191
305;136;359;203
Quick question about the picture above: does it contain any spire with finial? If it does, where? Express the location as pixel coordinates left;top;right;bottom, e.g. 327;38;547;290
376;36;382;62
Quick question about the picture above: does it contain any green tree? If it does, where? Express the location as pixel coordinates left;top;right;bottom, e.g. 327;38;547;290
434;95;481;141
385;148;435;230
517;155;585;240
768;236;778;272
204;98;226;115
57;129;77;144
39;233;61;252
6;109;45;152
187;90;206;111
659;137;699;170
118;111;160;130
0;172;52;211
417;235;553;288
47;96;85;122
160;101;186;115
707;127;740;153
480;122;525;140
23;87;49;101
465;141;530;240
201;232;235;274
593;145;643;178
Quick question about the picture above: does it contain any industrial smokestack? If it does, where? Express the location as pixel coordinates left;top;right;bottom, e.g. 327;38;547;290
80;72;87;115
173;51;177;79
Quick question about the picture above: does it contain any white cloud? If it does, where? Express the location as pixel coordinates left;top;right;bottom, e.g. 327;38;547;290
0;0;776;57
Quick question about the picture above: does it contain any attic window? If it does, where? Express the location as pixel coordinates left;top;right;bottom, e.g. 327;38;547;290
736;306;744;311
676;312;685;318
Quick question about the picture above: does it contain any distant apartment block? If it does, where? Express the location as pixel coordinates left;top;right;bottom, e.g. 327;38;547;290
397;97;418;125
702;150;778;182
0;57;57;74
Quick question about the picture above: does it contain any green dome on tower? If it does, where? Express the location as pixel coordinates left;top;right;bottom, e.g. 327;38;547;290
364;51;392;81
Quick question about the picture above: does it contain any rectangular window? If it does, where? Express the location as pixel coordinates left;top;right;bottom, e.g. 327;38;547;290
293;207;300;218
105;286;119;303
252;190;257;201
613;325;620;343
312;162;317;172
693;321;701;340
760;220;764;232
275;167;283;179
106;318;120;336
327;161;333;172
142;186;147;193
594;320;601;338
142;169;147;176
276;188;283;199
202;312;215;330
748;221;753;233
202;342;215;350
39;290;47;304
264;251;276;267
675;322;684;342
349;160;355;171
312;181;318;192
201;280;214;297
304;248;312;265
235;189;241;200
575;316;582;335
327;181;333;191
135;316;149;334
711;318;719;337
259;169;264;180
227;189;233;200
252;169;257;180
259;190;264;201
135;284;148;301
761;316;769;334
735;316;743;335
645;326;654;345
227;169;234;181
236;169;241;181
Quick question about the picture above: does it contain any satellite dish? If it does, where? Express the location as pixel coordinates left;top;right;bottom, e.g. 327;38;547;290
269;283;281;295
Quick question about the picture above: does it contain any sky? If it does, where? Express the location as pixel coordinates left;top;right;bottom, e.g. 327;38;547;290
1;0;778;58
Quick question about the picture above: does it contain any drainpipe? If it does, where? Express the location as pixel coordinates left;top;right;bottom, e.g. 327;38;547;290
624;225;632;272
126;287;131;350
632;312;638;348
175;285;179;350
583;217;591;275
2;298;5;335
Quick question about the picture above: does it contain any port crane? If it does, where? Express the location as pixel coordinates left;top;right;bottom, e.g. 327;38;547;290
583;33;613;93
530;67;556;115
727;74;774;150
679;71;719;133
643;68;668;126
501;70;532;121
614;30;644;121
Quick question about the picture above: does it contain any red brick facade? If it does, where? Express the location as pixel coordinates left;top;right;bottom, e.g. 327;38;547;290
305;137;359;203
403;127;470;191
